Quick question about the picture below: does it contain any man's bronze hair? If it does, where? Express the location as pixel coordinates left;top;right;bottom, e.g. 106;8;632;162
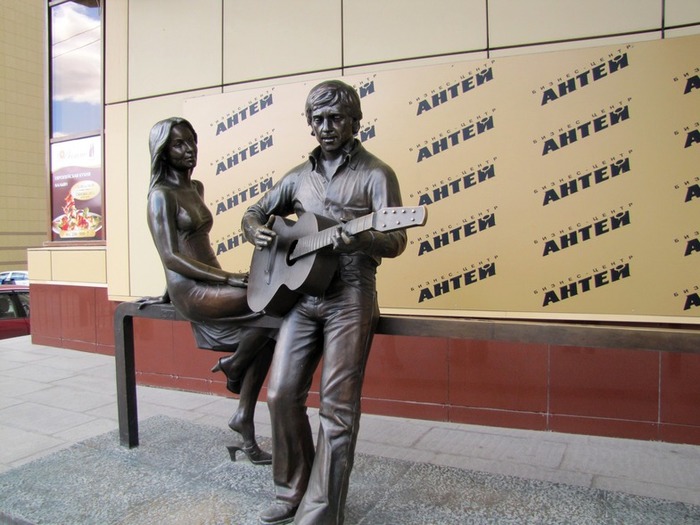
305;80;362;135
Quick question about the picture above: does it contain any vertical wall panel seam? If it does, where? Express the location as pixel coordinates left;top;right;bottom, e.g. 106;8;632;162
657;351;662;430
101;1;107;291
485;0;490;58
340;0;345;74
126;0;132;297
546;344;551;430
661;0;666;39
45;1;54;245
221;0;224;88
446;338;451;421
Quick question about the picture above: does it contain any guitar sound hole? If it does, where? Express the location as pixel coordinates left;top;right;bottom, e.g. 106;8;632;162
286;240;298;266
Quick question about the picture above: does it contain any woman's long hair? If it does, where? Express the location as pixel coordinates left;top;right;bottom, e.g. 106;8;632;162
148;117;198;193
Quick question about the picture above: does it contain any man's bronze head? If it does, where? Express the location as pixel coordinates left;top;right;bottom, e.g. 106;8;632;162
305;80;362;135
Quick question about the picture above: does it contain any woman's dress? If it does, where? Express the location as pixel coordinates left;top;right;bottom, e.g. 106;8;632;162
155;182;250;350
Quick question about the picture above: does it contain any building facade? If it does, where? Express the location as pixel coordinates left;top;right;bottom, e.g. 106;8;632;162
0;2;47;272
23;0;700;444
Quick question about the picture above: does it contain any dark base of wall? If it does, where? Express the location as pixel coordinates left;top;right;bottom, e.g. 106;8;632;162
29;283;700;446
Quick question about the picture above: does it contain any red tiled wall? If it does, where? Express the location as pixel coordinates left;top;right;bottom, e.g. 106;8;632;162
549;346;660;440
29;283;700;445
31;283;117;355
659;353;700;443
132;316;232;396
448;339;550;431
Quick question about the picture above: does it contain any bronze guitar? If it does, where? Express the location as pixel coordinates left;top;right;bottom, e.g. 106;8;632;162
247;206;427;316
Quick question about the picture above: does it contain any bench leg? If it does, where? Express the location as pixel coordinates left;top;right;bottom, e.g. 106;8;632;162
115;312;139;447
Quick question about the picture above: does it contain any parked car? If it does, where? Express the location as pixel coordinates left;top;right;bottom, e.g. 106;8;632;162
0;270;29;286
0;285;30;339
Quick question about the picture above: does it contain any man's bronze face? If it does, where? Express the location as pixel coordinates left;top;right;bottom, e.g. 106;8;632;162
310;103;355;155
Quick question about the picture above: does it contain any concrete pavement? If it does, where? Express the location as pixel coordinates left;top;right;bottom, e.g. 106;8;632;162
1;335;699;523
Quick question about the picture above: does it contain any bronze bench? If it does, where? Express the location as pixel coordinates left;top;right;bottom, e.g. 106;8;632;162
115;300;699;447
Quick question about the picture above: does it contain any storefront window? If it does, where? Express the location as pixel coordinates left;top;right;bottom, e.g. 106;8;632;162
49;0;103;242
50;0;101;138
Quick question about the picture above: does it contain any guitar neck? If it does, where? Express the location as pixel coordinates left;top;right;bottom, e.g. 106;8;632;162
290;214;374;261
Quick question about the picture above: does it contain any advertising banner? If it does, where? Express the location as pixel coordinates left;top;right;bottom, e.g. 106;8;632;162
184;35;699;323
50;135;103;241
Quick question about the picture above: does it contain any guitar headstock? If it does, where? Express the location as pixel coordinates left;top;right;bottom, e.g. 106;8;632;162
371;206;428;232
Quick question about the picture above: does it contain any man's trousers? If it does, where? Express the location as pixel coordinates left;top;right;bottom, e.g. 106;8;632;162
266;278;379;525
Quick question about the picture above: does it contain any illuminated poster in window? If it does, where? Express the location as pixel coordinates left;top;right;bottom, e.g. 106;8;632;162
50;136;103;241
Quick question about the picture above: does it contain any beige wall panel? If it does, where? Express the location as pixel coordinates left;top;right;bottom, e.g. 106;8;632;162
346;52;488;76
490;32;661;58
27;249;52;282
222;0;341;84
105;103;130;298
125;89;220;299
52;248;106;284
223;70;344;94
104;0;128;104
128;0;222;100
666;0;700;25
343;0;486;66
489;0;662;48
667;26;700;38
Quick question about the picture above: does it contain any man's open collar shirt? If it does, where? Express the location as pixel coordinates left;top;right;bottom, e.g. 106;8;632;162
245;139;407;267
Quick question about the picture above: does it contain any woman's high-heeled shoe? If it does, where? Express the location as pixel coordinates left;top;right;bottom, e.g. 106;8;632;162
211;355;242;394
227;442;272;465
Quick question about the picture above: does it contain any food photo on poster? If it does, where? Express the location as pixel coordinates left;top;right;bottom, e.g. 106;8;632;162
50;136;103;241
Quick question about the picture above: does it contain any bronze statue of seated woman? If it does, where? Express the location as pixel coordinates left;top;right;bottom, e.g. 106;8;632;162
142;116;275;464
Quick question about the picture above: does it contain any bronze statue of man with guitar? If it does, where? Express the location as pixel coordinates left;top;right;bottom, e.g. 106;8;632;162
243;80;424;525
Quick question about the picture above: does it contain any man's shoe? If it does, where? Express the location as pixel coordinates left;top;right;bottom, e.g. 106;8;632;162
259;502;298;525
